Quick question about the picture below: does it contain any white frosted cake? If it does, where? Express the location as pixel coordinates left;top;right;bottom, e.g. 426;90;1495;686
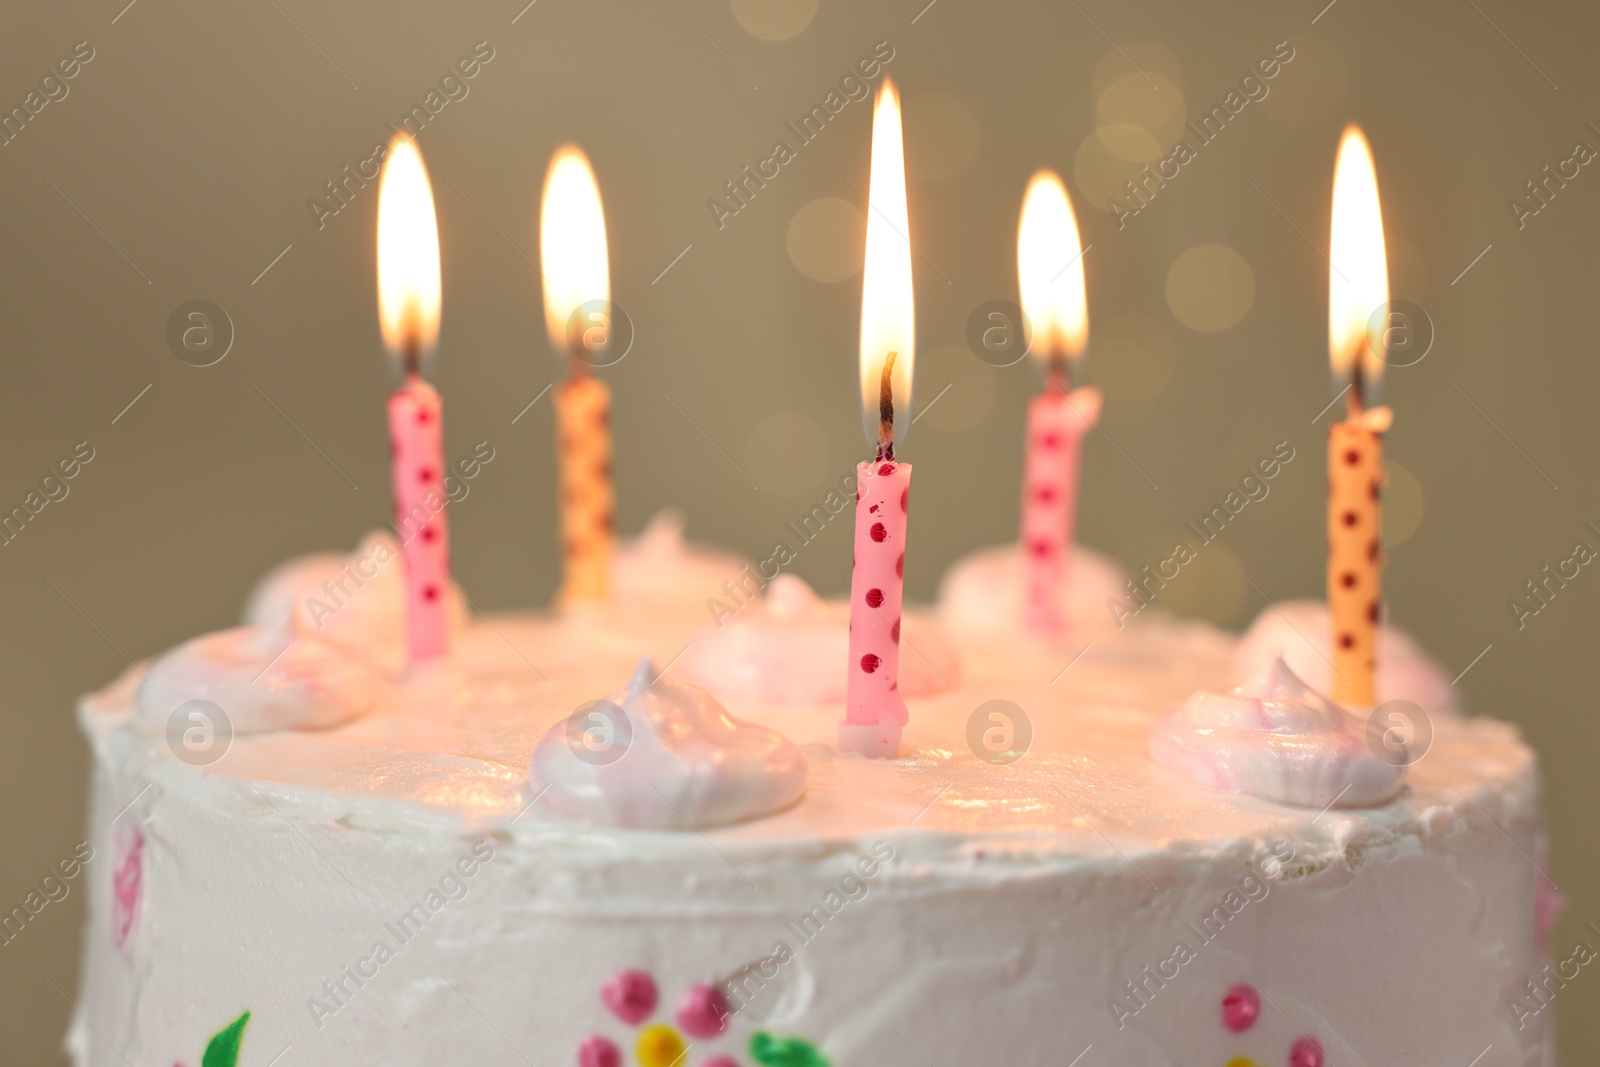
71;525;1553;1067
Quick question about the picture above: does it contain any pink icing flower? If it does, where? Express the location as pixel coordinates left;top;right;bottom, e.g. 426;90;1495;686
582;968;772;1067
577;1034;621;1067
601;969;659;1025
675;982;730;1039
1536;878;1566;944
1221;983;1260;1033
112;827;145;951
1289;1035;1325;1067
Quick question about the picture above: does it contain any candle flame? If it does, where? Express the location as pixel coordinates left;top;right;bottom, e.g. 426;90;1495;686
376;136;442;359
1017;170;1088;364
540;146;610;357
1328;125;1388;394
859;79;915;444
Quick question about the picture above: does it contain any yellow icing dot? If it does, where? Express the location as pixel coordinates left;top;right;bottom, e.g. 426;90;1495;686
1225;1058;1256;1067
636;1023;688;1067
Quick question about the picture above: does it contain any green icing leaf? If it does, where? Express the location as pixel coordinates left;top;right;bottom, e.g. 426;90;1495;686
750;1031;829;1067
201;1010;250;1067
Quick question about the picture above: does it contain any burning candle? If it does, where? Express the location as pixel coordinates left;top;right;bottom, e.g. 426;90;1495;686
840;79;915;759
540;146;615;607
1326;125;1393;706
1015;171;1100;634
376;135;451;663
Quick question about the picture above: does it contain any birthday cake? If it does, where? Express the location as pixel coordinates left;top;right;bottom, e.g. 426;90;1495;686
68;521;1552;1067
68;79;1554;1067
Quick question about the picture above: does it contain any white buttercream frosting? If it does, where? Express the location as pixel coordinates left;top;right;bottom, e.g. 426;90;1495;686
136;616;379;734
1149;654;1406;809
72;540;1547;1067
530;657;807;829
937;542;1129;638
680;574;958;702
1235;598;1459;715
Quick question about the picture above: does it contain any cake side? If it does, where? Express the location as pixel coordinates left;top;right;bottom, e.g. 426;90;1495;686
70;606;1551;1067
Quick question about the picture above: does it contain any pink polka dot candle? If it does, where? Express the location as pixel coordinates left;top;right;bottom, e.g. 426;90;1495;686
376;135;451;663
1016;172;1098;635
840;79;915;759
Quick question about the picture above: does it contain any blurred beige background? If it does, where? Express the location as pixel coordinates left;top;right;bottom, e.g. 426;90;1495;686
2;0;1597;1061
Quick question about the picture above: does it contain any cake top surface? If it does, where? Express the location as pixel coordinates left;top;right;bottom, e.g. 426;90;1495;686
81;532;1536;879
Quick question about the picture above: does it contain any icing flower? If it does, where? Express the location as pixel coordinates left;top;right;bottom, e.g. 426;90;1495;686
532;658;807;830
1148;654;1406;809
936;543;1130;639
681;574;958;704
1212;979;1326;1067
1235;599;1458;716
136;618;379;735
243;530;466;675
581;968;828;1067
111;826;143;952
608;509;752;622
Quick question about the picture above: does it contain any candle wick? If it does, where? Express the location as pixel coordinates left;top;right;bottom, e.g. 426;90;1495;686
1346;366;1365;420
877;351;897;462
1047;353;1069;397
403;331;421;379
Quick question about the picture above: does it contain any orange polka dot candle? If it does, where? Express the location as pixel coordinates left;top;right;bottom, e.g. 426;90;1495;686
840;80;915;759
1016;171;1100;635
540;146;616;606
376;136;451;664
1325;126;1394;707
553;374;613;603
